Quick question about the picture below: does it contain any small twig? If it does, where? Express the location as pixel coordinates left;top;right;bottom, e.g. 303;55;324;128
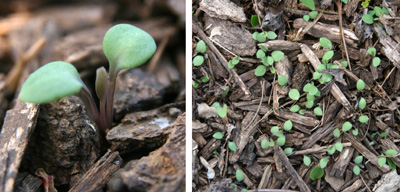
336;0;352;71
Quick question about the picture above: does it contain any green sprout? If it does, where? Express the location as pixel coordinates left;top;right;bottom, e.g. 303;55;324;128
228;56;240;69
212;102;228;118
310;166;324;180
303;155;311;166
19;24;156;137
229;142;237;152
254;49;284;76
213;132;224;139
300;0;315;10
236;170;244;182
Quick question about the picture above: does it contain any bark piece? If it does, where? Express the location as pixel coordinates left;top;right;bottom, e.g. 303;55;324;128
199;139;221;160
259;40;301;51
258;164;272;189
113;67;180;121
302;122;335;149
324;166;345;191
274;110;319;127
291;62;310;91
14;172;42;192
373;170;400;192
108;114;185;192
229;112;260;163
342;179;363;192
69;150;122;192
107;104;182;154
21;96;100;187
0;74;8;127
199;0;246;23
293;19;359;47
373;23;400;69
0;101;39;192
330;147;354;178
204;15;256;56
380;138;400;167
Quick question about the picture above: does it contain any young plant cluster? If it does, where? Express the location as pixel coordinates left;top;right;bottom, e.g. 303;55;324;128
303;10;318;21
19;24;157;137
254;48;284;76
193;40;209;88
367;47;381;67
362;6;389;24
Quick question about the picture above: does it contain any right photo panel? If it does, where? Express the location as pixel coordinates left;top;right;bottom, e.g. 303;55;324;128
192;0;400;191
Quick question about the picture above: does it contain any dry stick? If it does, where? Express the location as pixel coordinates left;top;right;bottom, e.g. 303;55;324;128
146;34;170;73
294;12;323;41
5;38;46;92
336;0;352;71
273;145;311;192
334;60;371;90
300;44;353;112
292;142;351;156
244;80;265;132
193;23;251;96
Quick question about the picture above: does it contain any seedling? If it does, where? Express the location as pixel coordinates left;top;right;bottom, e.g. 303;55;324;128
254;49;284;76
300;0;315;10
288;89;300;100
236;170;244;182
284;147;293;155
193;40;207;66
362;6;389;24
359;97;366;109
250;15;259;27
228;56;240;69
200;76;210;83
303;155;311;166
19;24;156;137
229;142;237;152
213;132;224;139
212;102;228;118
310;166;324;180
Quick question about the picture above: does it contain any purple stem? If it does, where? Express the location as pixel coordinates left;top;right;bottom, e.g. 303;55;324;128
80;86;105;137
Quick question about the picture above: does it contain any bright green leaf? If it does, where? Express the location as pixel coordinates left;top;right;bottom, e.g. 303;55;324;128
368;47;376;56
284;120;293;131
310;166;324;180
327;146;336;155
357;79;365;91
232;56;240;65
359;97;366;110
321;73;333;83
320;157;330;169
284;148;293;155
271;51;284;62
216;104;228;118
303;15;310;21
256;49;266;58
256;33;267;42
387;158;396;170
307;94;315;101
196;40;206;54
314;107;323;116
354;156;363;164
373;57;381;67
193;80;199;88
229;141;237;152
359;115;369;123
385;149;398;156
374;6;383;17
320;37;333;49
305;100;314;108
252;32;259;40
19;61;84;104
289;89;300;100
380;131;389;137
341;0;348;4
271;126;280;135
290;105;300;112
317;64;327;72
309;11;318;19
299;109;305;115
193;55;204;66
342;121;352;132
378;156;386;167
322;50;334;63
236;170;244;181
304;155;311;166
200;76;210;83
353;165;360;175
103;24;156;72
278;75;288;86
213;132;224;139
335;142;343;152
255;65;267;76
300;0;315;10
251;15;259;27
352;128;359;136
277;136;286;146
267;31;277;40
340;61;348;68
313;71;322;79
362;13;374;24
261;139;269;149
333;128;341;138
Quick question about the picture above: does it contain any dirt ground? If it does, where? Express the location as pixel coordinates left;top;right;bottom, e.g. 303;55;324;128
192;0;400;191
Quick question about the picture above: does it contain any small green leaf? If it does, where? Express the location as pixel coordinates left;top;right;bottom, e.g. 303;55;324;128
270;67;276;74
362;13;374;24
303;15;310;21
290;105;301;112
380;131;389;137
271;51;284;62
267;31;277;40
256;33;267;42
213;132;224;139
333;128;341;138
277;75;288;86
385;149;398;156
262;56;274;66
313;71;322;79
341;0;348;4
193;80;199;88
342;121;352;132
255;65;267;76
222;86;229;97
256;49;266;58
251;15;259;27
359;115;369;123
277;136;286;146
284;120;293;131
261;139;269;149
284;148;293;155
378;156;386;167
368;47;376;56
304;155;311;166
303;83;312;92
260;45;268;52
327;145;336;155
373;57;381;67
310;166;324;180
252;32;259;40
95;66;108;101
306;94;315;101
361;1;369;8
229;142;237;152
387;158;396;170
320;37;333;49
314;107;323;116
103;24;156;72
352;128;359;136
322;50;334;64
357;79;365;91
216;104;228;118
196;40;206;54
271;126;280;135
299;109;305;115
200;76;210;83
289;89;300;100
193;55;204;66
317;64;327;72
335;142;343;152
305;100;314;108
228;60;235;69
354;156;363;164
374;6;383;17
300;0;315;10
321;73;333;83
320;157;329;169
340;61;348;68
309;11;318;19
232;56;240;65
359;97;366;110
19;61;84;104
236;170;244;181
353;165;360;175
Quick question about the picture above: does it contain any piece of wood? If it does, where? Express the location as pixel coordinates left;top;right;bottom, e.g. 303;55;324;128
0;101;39;192
302;122;335;149
233;164;254;188
274;110;319;127
300;44;353;112
259;40;301;51
69;150;122;192
258;165;272;189
330;147;354;178
273;145;311;192
373;23;400;69
380;138;400;167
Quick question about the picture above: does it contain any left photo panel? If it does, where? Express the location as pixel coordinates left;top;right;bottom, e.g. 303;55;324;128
0;0;185;191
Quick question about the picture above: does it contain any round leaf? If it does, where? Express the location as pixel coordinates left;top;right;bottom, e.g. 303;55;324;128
290;105;300;112
320;157;330;169
317;64;327;72
314;107;323;116
340;61;348;68
342;121;352;132
267;31;277;40
322;50;334;63
367;47;376;56
313;71;322;79
19;61;84;104
277;136;286;146
289;89;300;100
252;32;259;40
193;55;204;66
359;97;366;110
354;156;363;164
261;139;269;149
309;11;318;19
236;170;244;181
271;51;284;62
333;128;341;138
352;128;359;136
327;146;336;155
216;104;228;118
305;100;314;108
300;0;315;10
277;75;288;86
256;49;266;58
228;141;237;152
378;156;386;167
385;149;398;156
359;115;369;123
213;132;224;139
373;57;381;67
299;109;305;115
284;148;293;155
255;65;267;76
303;15;310;21
303;155;311;166
232;56;240;65
357;79;365;91
306;94;315;101
362;13;374;24
320;37;332;49
310;166;324;180
103;24;156;72
321;73;333;83
335;142;343;152
271;126;280;135
353;165;361;175
196;40;206;54
256;33;267;42
284;120;293;131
